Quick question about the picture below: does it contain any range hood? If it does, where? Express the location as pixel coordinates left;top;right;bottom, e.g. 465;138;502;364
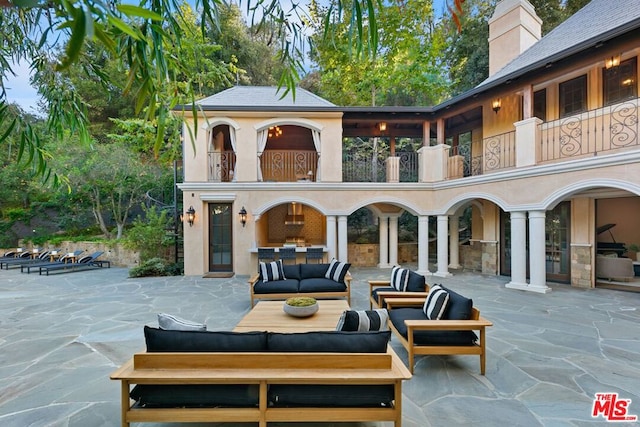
285;202;304;225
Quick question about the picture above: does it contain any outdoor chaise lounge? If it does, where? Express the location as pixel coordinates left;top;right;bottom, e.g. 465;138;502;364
21;250;85;274
38;251;110;276
1;249;23;259
1;250;59;270
0;250;31;266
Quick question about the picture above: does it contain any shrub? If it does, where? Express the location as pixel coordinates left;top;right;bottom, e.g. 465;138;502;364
129;258;183;277
123;205;174;261
129;258;170;278
164;261;184;276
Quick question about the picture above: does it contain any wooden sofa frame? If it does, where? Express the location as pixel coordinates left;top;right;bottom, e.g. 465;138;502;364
385;297;493;374
110;350;411;427
248;272;351;307
368;279;429;309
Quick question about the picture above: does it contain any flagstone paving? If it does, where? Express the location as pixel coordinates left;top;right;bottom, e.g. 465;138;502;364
0;266;639;426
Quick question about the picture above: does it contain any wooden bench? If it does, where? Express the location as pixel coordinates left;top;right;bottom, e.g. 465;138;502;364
110;350;411;427
385;297;493;374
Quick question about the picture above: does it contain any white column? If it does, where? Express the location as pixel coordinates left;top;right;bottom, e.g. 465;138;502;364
528;210;551;293
337;215;348;263
449;214;461;269
386;157;400;183
389;215;399;266
378;216;389;268
506;211;528;290
417;216;430;275
326;215;337;261
434;215;452;277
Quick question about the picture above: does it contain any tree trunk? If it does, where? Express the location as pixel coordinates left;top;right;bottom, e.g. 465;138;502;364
91;189;112;238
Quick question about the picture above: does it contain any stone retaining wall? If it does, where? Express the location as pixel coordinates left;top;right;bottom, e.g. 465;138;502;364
8;241;142;267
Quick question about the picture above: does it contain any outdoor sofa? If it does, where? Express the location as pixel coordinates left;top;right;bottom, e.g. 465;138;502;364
248;259;351;307
111;326;411;427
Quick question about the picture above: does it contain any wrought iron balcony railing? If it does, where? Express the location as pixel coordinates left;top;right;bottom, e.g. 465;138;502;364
343;151;418;182
540;98;639;162
260;150;318;182
208;151;236;182
449;131;516;178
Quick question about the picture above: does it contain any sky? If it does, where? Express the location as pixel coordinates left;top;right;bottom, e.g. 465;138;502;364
4;0;450;113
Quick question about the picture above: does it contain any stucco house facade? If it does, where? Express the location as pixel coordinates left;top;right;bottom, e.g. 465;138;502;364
177;0;640;293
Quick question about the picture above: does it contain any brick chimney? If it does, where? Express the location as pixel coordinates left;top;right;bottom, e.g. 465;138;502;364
488;0;542;76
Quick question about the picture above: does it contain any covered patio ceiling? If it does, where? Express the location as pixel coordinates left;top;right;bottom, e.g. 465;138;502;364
341;106;483;139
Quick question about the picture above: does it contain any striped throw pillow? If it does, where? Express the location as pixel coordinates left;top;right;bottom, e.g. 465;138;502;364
391;266;410;291
336;309;389;332
423;284;449;320
325;258;350;283
259;260;286;282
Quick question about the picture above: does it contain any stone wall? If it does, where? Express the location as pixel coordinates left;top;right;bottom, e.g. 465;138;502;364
12;241;142;267
481;241;499;275
461;241;482;272
347;243;378;266
347;243;419;267
571;244;593;288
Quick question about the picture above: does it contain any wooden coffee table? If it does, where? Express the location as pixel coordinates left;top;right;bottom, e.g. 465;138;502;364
234;299;350;333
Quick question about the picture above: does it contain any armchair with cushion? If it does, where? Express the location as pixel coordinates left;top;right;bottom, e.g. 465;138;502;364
385;284;492;374
368;266;429;309
596;255;635;281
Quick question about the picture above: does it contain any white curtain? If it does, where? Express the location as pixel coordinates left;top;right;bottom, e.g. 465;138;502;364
229;126;237;181
207;130;214;180
257;129;268;181
312;129;321;181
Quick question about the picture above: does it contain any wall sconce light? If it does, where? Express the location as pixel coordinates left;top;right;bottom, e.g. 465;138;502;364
492;98;502;114
378;122;387;132
185;206;196;227
605;54;621;70
239;206;247;227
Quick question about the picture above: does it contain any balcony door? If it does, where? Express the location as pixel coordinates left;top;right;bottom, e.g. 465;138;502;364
208;203;233;272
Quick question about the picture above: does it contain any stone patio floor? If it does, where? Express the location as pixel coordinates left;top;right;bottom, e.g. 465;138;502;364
0;266;639;426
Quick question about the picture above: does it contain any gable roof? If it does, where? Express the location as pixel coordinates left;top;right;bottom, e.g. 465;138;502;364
482;0;640;87
437;0;640;110
195;86;336;111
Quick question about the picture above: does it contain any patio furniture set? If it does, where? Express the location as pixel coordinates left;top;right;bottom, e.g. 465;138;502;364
111;261;492;426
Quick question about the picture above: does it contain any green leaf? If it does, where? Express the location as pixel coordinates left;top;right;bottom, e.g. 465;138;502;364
56;8;86;70
0;117;16;142
107;16;142;40
117;5;164;21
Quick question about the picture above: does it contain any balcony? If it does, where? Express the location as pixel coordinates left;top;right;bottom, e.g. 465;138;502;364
448;131;516;178
204;99;639;184
208;151;236;182
260;150;318;182
539;99;640;162
343;151;418;182
446;97;639;180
